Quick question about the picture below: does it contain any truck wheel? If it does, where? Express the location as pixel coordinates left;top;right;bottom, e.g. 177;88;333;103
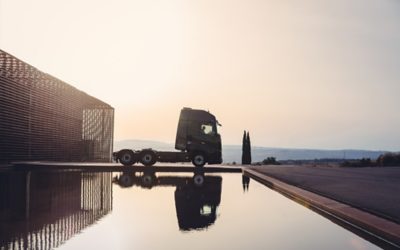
142;174;154;186
192;153;206;167
140;150;157;166
119;174;133;187
119;150;135;166
193;174;205;187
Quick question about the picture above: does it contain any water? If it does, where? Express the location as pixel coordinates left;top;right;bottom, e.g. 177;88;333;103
0;169;381;249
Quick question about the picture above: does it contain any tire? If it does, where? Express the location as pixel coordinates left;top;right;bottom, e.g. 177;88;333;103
193;174;205;187
119;174;133;187
192;152;206;167
119;150;135;166
140;150;157;166
142;174;154;186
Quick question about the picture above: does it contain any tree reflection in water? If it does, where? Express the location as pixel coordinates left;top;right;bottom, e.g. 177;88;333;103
0;170;112;250
242;175;250;192
113;170;222;231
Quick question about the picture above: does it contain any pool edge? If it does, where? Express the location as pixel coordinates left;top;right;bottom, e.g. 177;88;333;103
243;168;400;249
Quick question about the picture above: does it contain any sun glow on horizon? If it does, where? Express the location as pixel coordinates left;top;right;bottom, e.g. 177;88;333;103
1;0;400;150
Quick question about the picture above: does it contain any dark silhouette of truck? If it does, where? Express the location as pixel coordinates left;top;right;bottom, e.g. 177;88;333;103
114;108;222;167
113;171;222;231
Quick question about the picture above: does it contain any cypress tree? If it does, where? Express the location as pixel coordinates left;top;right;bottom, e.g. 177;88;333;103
241;130;247;164
241;130;252;165
246;131;252;164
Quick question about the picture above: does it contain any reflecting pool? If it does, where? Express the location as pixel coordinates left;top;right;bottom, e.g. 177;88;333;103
0;169;381;249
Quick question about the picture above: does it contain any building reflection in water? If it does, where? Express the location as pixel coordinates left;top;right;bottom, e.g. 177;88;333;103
0;170;112;250
113;170;222;231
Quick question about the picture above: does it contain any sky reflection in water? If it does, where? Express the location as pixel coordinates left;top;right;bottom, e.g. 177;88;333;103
0;170;380;250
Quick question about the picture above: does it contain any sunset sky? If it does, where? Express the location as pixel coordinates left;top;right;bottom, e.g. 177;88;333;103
1;0;399;150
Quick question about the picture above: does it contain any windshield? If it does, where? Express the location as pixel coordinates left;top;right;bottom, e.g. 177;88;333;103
201;123;217;135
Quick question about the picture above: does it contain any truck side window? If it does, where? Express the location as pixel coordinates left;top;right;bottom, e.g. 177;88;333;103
201;124;214;135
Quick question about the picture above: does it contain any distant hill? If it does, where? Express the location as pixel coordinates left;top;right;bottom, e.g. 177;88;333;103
222;145;386;164
114;139;387;163
114;139;175;151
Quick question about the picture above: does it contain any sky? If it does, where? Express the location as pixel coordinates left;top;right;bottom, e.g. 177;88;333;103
1;0;399;151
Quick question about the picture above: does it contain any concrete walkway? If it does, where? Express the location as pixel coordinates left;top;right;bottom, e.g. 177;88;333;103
244;165;400;247
10;161;242;173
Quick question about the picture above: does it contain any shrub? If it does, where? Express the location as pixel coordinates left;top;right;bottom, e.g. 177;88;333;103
377;153;400;166
341;158;374;167
262;157;280;165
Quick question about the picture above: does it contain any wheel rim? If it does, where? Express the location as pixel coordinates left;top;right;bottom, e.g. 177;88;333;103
143;175;152;185
142;154;152;164
122;153;132;163
120;175;132;186
194;155;205;165
193;175;204;186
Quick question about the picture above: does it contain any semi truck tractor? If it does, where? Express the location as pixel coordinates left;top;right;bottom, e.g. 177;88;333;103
113;171;222;231
114;107;222;167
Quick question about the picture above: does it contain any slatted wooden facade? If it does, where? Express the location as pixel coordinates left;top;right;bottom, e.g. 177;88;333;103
0;50;114;162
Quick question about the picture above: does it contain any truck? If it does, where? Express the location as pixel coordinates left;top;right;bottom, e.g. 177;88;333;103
113;170;222;231
113;107;222;167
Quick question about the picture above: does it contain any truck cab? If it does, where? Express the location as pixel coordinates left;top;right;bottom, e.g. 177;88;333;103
175;108;222;166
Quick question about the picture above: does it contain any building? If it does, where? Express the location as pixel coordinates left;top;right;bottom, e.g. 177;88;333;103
0;50;114;162
0;170;112;249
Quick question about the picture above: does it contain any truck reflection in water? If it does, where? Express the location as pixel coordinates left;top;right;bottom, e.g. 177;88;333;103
0;171;112;250
113;171;222;231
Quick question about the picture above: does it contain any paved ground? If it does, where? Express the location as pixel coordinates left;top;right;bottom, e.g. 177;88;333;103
250;165;400;224
8;162;242;173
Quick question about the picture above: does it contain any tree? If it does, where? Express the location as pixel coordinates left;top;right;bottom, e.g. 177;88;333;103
262;157;280;165
242;130;252;165
377;153;400;166
246;131;252;164
242;130;247;164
